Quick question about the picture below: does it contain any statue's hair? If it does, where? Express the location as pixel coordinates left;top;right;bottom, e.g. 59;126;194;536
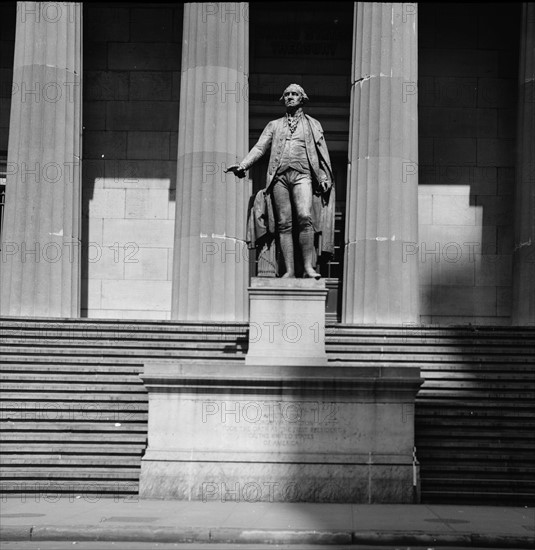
279;84;309;103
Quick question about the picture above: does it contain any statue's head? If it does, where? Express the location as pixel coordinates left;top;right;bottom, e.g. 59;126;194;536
279;84;309;108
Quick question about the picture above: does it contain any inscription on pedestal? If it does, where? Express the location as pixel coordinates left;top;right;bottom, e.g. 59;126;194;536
204;400;339;449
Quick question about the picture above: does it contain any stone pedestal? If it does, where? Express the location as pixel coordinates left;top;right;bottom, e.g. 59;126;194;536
139;361;422;503
245;278;328;366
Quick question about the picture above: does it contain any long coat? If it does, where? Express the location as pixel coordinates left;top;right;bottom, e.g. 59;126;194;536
242;114;336;258
240;114;334;195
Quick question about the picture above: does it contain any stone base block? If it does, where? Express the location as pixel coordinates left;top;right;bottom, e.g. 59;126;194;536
139;361;422;503
246;277;328;366
139;459;417;504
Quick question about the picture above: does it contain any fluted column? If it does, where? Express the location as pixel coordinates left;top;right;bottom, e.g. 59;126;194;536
512;3;535;325
171;3;250;321
0;2;82;317
342;2;419;324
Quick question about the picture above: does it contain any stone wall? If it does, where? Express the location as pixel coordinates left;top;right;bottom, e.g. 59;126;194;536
417;3;520;324
81;3;182;319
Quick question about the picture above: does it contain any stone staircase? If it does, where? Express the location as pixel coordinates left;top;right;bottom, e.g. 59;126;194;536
0;318;248;497
1;318;533;504
325;325;535;505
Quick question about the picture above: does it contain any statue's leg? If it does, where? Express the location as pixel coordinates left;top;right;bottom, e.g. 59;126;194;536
272;176;295;277
292;176;320;279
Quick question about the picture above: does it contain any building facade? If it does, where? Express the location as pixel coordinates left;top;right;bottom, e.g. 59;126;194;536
0;2;533;327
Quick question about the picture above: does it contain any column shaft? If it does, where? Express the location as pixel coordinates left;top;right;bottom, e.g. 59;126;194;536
171;3;250;321
342;2;419;324
512;3;535;325
0;2;82;317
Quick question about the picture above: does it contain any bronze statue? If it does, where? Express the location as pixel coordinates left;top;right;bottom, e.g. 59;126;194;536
227;84;335;279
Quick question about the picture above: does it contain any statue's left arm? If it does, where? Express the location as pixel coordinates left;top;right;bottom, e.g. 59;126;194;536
310;119;334;193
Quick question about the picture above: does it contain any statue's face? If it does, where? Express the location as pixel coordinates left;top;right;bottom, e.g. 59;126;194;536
283;89;303;108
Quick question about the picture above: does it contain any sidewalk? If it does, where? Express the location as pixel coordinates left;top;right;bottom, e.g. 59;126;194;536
0;496;534;547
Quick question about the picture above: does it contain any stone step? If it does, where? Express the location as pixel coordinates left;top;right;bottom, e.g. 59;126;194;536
421;491;535;505
417;450;535;462
4;317;532;334
421;371;535;380
0;456;142;466
4;341;534;356
416;389;535;398
0;373;144;383
415;439;535;449
1;469;140;479
326;324;535;335
416;445;535;455
329;354;534;363
0;432;146;443
0;318;247;331
0;400;148;410
1;326;247;337
0;480;140;494
420;380;534;389
0;382;147;392
415;408;535;418
2;336;248;347
416;401;535;412
0;421;147;432
420;463;535;473
4;330;535;346
420;363;535;371
0;346;247;358
328;339;535;347
0;348;247;358
0;410;148;422
421;477;535;489
0;364;144;373
0;444;146;454
415;427;533;438
0;392;147;402
3;360;534;375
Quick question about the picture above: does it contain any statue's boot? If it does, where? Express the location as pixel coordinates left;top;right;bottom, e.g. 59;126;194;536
300;227;321;279
279;232;295;278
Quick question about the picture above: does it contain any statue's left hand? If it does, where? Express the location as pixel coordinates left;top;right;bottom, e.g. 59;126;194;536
318;179;331;193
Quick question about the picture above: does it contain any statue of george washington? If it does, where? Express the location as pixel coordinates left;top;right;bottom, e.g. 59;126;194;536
227;84;335;279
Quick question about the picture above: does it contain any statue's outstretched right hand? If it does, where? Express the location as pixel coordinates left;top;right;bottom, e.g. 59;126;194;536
225;164;247;179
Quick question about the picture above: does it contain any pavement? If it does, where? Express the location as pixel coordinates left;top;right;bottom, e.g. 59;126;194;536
0;496;534;548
